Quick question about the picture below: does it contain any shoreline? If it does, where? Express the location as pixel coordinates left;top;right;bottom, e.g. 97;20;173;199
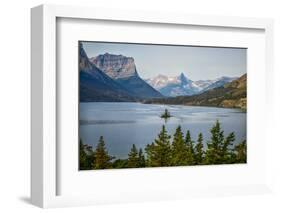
79;101;247;112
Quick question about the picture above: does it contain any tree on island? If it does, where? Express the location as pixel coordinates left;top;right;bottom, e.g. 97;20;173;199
94;136;113;169
161;109;171;119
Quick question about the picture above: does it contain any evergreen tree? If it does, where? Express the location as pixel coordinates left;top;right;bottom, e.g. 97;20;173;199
94;136;112;169
221;132;235;163
185;130;195;165
204;120;225;164
79;139;95;170
138;148;146;167
79;139;87;170
112;159;128;169
127;144;139;168
234;140;247;163
145;125;172;167
171;126;188;166
145;143;155;167
195;133;204;164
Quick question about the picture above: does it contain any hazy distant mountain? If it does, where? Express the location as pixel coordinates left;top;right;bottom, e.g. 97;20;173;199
79;44;135;102
146;73;237;97
199;76;238;92
144;74;247;110
90;54;163;99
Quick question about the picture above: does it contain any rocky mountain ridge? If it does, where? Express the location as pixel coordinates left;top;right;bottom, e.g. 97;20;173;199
146;73;237;97
80;43;245;107
90;53;138;79
90;53;163;99
144;74;247;110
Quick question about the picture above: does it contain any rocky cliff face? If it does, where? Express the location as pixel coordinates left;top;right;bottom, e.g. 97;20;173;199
79;44;135;102
90;53;163;99
90;54;138;79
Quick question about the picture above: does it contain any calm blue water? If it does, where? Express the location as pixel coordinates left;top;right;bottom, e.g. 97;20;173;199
79;102;246;159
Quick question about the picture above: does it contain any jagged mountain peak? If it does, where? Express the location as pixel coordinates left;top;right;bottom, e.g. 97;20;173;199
146;73;192;90
146;73;238;97
178;72;191;84
97;52;134;60
179;72;186;78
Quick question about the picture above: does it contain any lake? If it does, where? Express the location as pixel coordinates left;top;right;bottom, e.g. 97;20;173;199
79;102;246;159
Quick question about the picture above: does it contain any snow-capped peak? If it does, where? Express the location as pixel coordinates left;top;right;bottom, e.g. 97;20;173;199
146;73;238;97
146;73;192;90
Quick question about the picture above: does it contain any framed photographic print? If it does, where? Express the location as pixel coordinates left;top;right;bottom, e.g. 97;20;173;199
31;4;274;208
78;41;247;170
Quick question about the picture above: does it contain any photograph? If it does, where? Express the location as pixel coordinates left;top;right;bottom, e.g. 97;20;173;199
79;41;247;170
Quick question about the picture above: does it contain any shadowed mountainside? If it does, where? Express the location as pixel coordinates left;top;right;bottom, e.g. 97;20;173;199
90;54;163;99
79;44;136;102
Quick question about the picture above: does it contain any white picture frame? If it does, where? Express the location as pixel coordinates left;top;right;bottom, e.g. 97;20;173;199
31;4;274;208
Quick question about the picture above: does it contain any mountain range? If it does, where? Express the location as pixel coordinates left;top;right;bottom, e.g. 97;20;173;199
146;73;237;97
80;43;245;108
144;74;247;110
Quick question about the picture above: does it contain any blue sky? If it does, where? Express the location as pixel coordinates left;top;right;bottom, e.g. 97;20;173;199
82;41;246;80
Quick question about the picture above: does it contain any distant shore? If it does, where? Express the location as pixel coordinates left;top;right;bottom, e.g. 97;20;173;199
80;100;246;111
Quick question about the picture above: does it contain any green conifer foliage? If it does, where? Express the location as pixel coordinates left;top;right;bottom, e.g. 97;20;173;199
94;136;112;169
195;133;204;164
234;140;247;163
145;125;172;167
185;130;195;165
138;148;146;167
171;126;188;166
80;120;246;170
222;132;235;163
204;120;225;164
79;139;87;170
79;139;95;170
112;159;128;168
128;144;139;168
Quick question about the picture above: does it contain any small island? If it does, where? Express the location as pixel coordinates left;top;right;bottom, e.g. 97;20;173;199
161;109;172;119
